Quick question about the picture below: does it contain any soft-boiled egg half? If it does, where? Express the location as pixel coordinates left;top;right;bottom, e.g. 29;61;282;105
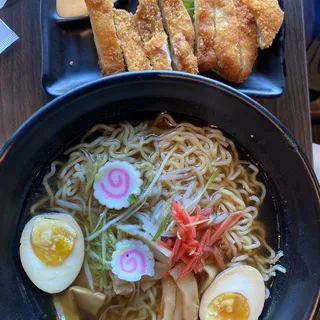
20;213;84;294
200;265;265;320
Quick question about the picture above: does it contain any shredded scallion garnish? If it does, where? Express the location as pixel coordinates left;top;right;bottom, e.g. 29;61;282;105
127;194;138;205
152;202;172;241
84;258;94;291
84;158;105;201
186;168;221;210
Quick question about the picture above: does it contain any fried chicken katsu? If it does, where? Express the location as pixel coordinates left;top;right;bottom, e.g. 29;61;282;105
159;0;198;73
214;0;240;82
85;0;125;75
234;0;258;82
114;9;152;71
86;0;284;83
194;0;217;71
135;0;172;70
241;0;284;49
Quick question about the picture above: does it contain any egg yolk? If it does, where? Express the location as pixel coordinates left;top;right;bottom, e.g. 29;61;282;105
31;217;77;266
205;292;250;320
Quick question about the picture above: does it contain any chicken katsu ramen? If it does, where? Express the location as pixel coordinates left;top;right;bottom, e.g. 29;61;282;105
19;113;285;320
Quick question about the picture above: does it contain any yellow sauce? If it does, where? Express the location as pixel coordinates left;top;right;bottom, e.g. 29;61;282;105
56;0;88;18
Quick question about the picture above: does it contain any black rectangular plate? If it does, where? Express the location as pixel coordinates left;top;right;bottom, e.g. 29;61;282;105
41;0;286;98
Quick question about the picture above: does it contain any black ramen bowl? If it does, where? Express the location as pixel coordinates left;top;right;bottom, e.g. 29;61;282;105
0;72;319;319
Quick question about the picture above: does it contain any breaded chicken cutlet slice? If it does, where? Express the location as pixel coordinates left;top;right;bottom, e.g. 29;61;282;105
214;0;240;82
159;0;198;73
194;0;217;72
240;0;284;49
85;0;125;75
234;0;258;82
114;9;151;71
135;0;172;70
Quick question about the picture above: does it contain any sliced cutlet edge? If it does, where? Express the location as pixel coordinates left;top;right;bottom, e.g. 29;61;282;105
158;0;198;74
85;0;125;75
135;0;172;70
240;0;284;49
214;0;240;82
194;0;217;72
234;0;258;83
113;9;152;71
171;33;199;73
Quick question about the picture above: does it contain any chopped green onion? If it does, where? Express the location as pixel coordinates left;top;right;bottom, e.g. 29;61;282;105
127;194;138;205
199;168;221;199
84;158;105;201
101;217;107;267
84;258;94;291
182;0;194;19
187;168;221;210
106;231;116;246
152;202;172;241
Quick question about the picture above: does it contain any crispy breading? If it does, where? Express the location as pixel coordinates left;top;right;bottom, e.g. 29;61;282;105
214;0;240;82
143;33;172;70
241;0;284;49
85;0;125;75
135;0;166;42
135;0;172;70
159;0;198;73
159;0;195;47
113;9;151;71
171;33;199;74
234;0;258;82
194;0;217;72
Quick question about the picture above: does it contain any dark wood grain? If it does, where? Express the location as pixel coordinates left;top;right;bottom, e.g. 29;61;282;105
256;0;312;161
0;0;48;147
0;0;312;160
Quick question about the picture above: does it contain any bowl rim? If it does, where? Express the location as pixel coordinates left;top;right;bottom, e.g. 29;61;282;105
1;71;318;190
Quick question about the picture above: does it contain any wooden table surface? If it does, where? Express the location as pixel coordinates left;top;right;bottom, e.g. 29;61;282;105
0;0;312;161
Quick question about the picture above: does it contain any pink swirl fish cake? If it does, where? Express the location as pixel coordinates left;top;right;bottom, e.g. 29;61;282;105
111;239;155;281
93;160;142;209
